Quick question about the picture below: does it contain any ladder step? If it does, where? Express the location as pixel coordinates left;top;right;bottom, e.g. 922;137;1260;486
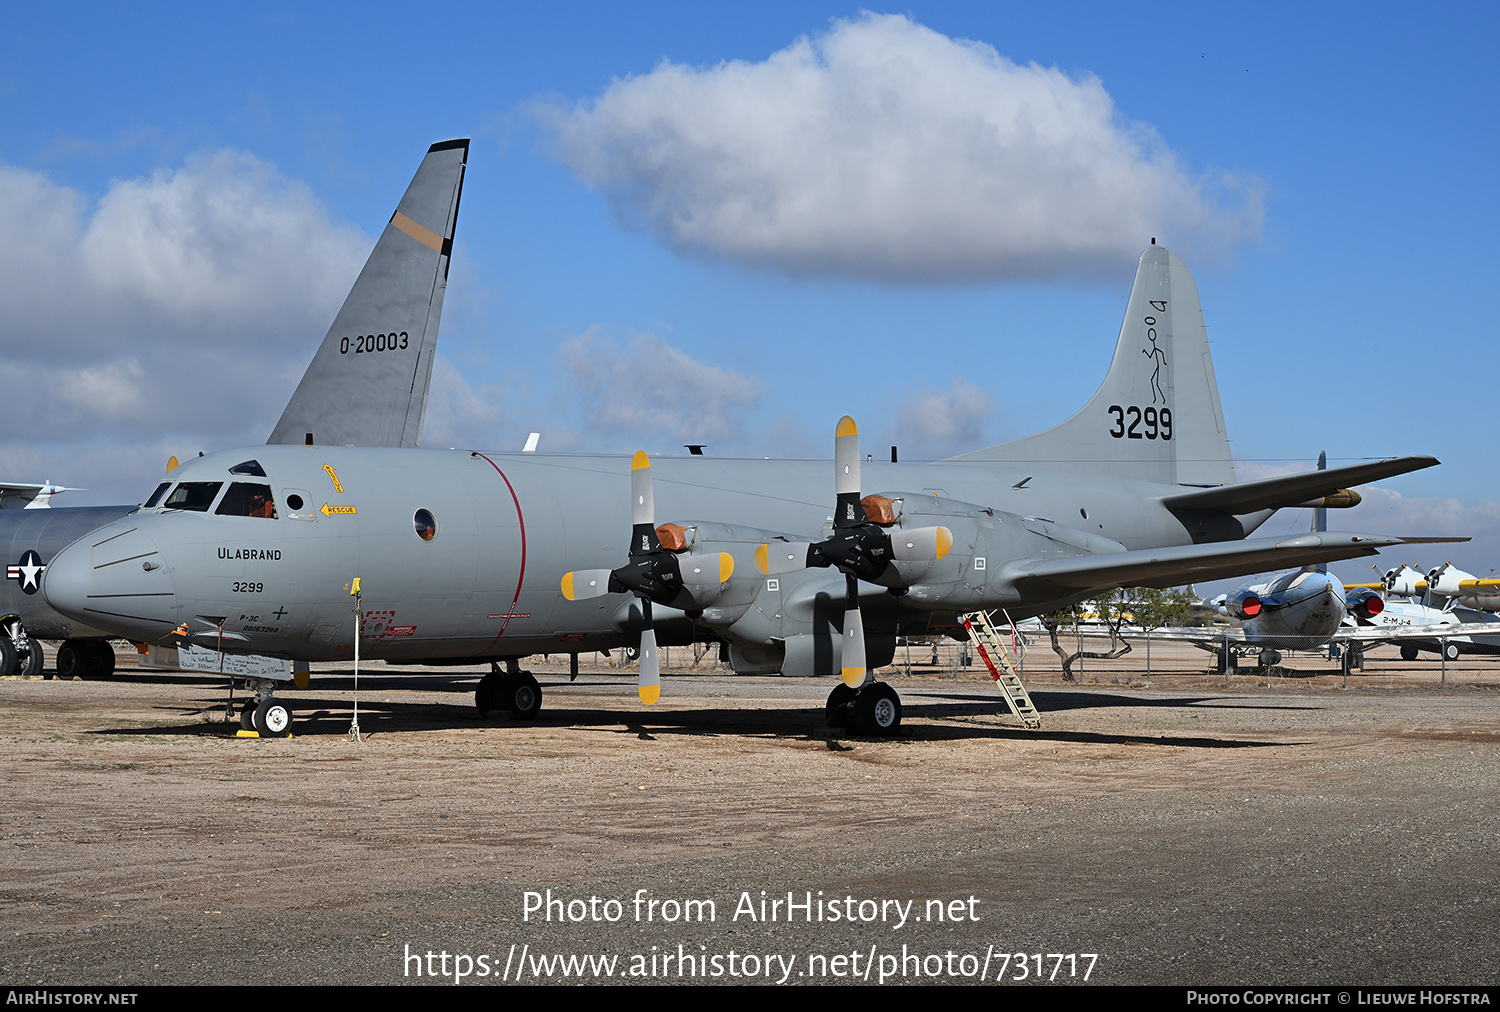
961;610;1041;730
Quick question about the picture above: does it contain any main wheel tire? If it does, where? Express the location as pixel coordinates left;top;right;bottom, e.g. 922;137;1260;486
509;673;542;720
239;701;258;731
1442;642;1460;662
1400;643;1419;662
475;671;505;717
253;699;293;737
86;641;115;678
55;641;87;679
0;637;16;677
851;683;902;737
20;637;44;678
825;683;857;727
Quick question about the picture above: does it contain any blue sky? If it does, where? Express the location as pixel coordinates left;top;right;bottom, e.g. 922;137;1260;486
2;2;1497;585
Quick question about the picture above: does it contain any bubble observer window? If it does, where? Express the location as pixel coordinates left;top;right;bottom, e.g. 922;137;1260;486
414;509;437;542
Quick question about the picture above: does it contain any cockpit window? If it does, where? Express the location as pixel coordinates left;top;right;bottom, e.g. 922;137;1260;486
163;482;223;512
228;460;267;477
215;483;278;519
143;482;172;508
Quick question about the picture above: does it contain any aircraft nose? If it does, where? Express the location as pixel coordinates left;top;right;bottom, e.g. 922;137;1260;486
43;523;177;637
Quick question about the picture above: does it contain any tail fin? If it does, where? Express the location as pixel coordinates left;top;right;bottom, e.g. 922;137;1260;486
1315;450;1327;573
269;138;469;448
946;244;1235;487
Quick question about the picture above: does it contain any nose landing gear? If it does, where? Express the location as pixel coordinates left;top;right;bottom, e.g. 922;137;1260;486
238;678;293;737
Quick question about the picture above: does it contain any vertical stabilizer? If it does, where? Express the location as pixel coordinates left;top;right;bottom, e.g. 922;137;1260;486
946;244;1236;487
269;139;468;448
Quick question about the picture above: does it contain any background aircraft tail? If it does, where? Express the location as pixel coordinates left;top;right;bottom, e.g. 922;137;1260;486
268;138;469;448
946;243;1236;487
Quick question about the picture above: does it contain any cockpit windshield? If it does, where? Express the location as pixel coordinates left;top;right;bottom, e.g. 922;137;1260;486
143;482;172;508
215;482;278;519
163;482;223;512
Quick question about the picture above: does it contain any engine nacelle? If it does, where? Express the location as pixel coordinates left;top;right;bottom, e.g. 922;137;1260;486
1384;565;1425;597
1345;587;1384;620
1427;563;1478;598
1220;590;1263;621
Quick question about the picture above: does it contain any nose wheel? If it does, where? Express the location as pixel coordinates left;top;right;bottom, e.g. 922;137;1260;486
239;679;293;737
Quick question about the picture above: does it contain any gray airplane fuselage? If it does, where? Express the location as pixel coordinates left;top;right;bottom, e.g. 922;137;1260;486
41;444;1269;665
1235;570;1349;651
1;506;135;638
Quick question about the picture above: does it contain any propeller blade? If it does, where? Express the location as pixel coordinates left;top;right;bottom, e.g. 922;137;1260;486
679;552;734;586
630;450;655;527
834;416;865;527
755;542;812;575
890;525;954;562
638;600;660;705
560;569;614;601
628;450;664;558
841;573;867;688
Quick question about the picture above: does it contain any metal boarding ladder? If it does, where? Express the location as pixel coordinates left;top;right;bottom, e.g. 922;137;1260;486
961;610;1041;729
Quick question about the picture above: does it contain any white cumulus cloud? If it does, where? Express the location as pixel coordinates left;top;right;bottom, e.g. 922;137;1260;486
557;328;763;447
891;379;995;457
537;12;1263;283
0;152;371;499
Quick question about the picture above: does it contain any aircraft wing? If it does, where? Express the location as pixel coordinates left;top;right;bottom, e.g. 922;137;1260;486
1159;457;1440;514
1133;626;1246;646
1002;532;1461;595
1337;622;1500;643
0;482;45;506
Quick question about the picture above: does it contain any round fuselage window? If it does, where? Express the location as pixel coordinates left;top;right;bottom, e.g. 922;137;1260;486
414;508;437;541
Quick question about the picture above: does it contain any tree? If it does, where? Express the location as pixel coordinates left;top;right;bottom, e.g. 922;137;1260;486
1039;589;1132;681
1133;586;1198;631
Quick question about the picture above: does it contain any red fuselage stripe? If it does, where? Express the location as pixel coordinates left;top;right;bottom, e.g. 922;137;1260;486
473;453;527;652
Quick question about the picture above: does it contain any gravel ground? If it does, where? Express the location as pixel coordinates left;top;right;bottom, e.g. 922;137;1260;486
1;642;1496;987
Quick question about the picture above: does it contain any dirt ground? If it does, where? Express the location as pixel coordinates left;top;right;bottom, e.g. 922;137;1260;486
1;639;1496;987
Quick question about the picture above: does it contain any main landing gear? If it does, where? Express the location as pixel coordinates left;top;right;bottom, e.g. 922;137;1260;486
476;659;543;720
55;639;115;680
825;680;902;736
1340;643;1365;675
0;617;45;678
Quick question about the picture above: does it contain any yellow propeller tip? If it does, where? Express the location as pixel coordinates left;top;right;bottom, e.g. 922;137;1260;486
631;450;651;470
936;526;953;560
719;553;734;583
754;544;770;574
836;416;858;437
841;667;865;687
560;572;575;601
638;686;660;705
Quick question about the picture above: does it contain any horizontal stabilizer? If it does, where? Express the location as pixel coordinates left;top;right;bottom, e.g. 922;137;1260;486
1161;456;1439;514
1003;532;1461;595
